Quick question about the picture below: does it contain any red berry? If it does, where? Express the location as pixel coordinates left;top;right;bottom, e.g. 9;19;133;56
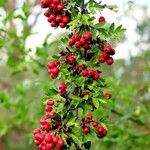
49;72;57;79
104;45;112;53
34;139;41;146
40;118;47;125
92;121;99;127
53;0;61;5
82;42;91;50
48;15;55;23
45;134;53;143
45;105;53;112
41;0;50;8
47;100;55;105
103;92;111;99
51;21;58;27
88;69;95;77
53;136;59;144
109;49;115;55
103;128;108;136
44;9;50;17
57;3;64;11
59;23;66;28
68;38;75;46
106;57;114;65
80;37;86;45
50;67;59;75
46;111;56;117
83;32;92;41
56;15;63;23
67;56;76;64
46;143;53;150
73;34;81;41
62;16;70;24
86;113;93;120
47;61;57;69
35;133;44;141
94;71;100;80
83;127;90;134
99;16;105;22
97;125;104;134
33;128;41;135
57;139;65;148
81;69;88;77
58;82;66;91
98;54;108;63
75;41;81;48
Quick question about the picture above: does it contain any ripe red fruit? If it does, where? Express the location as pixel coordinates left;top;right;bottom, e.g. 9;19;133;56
47;100;55;105
103;92;111;99
49;72;57;79
57;139;65;147
57;3;64;11
45;134;53;143
106;57;114;65
86;113;93;120
45;105;53;112
68;38;75;46
98;55;106;63
46;111;56;117
33;128;41;135
51;21;57;27
81;69;88;77
75;41;81;48
103;128;108;136
53;136;59;144
83;42;90;50
58;82;66;91
92;121;99;127
99;16;105;22
83;32;92;41
97;125;104;134
80;37;86;45
73;34;81;41
94;71;100;80
48;15;55;23
41;0;49;8
53;0;61;5
67;56;76;64
104;45;112;53
40;118;47;125
62;16;70;24
34;139;41;146
59;23;66;28
88;69;95;77
47;61;57;69
56;15;63;23
35;133;45;141
109;49;115;55
50;67;60;74
83;127;90;134
44;10;50;17
46;143;53;150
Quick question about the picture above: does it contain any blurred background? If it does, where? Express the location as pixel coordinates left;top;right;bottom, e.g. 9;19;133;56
0;0;150;150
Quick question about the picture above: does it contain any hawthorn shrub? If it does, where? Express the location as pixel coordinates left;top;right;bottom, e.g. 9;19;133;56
33;0;125;149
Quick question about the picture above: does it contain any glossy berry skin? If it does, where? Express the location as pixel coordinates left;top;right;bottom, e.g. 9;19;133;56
106;57;114;65
59;23;66;28
83;32;92;40
81;70;88;77
48;15;55;23
75;41;81;48
109;49;115;55
73;34;81;41
58;82;66;91
51;21;57;27
67;56;76;64
62;16;70;24
56;15;63;23
104;45;112;53
50;67;59;74
47;100;55;105
92;121;99;127
45;105;53;112
80;37;86;45
53;0;61;5
45;134;53;143
88;69;95;77
83;127;90;134
98;55;106;63
94;72;100;80
57;3;64;11
99;16;105;22
41;0;49;8
68;38;75;46
47;61;57;69
53;136;59;144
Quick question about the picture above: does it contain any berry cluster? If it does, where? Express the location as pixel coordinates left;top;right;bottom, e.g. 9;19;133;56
68;32;92;50
47;61;60;79
98;45;115;65
41;0;70;28
81;113;108;138
33;100;65;150
81;69;100;80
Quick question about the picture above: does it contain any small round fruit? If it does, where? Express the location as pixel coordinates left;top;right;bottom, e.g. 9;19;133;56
48;15;55;23
86;113;93;120
83;127;90;134
59;23;66;28
53;0;61;5
62;16;70;24
51;21;57;27
106;57;114;65
92;121;99;127
57;3;64;11
47;61;57;69
99;16;105;22
75;41;81;48
83;32;92;41
68;38;75;46
81;69;88;77
56;15;63;22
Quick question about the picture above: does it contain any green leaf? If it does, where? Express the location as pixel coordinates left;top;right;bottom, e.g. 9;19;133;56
94;22;106;28
71;134;82;148
93;99;99;108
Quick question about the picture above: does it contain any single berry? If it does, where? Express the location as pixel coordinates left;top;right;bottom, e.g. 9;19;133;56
48;15;55;23
58;82;66;91
53;0;61;5
83;127;90;134
75;41;81;48
94;71;100;80
47;61;57;69
47;100;55;105
106;57;114;65
81;69;88;77
56;15;63;23
53;136;59;144
57;3;64;11
62;16;70;24
51;21;57;27
86;113;93;120
73;34;81;41
67;56;76;64
92;121;99;127
83;32;92;41
68;38;75;46
59;23;66;28
45;134;53;143
99;16;105;22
